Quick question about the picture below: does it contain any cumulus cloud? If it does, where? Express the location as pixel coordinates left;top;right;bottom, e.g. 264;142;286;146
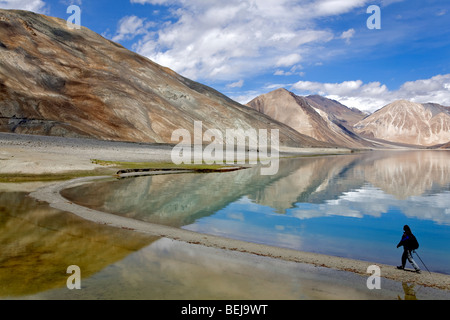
275;53;302;67
0;0;46;13
112;16;153;42
340;28;355;44
311;0;369;16
226;79;244;88
120;0;447;113
291;74;450;112
128;0;367;81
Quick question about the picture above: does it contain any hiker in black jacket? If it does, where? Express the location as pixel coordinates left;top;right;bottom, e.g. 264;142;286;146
396;225;421;273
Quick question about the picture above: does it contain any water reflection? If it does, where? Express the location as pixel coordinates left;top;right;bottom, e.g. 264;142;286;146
62;151;450;225
398;283;418;300
0;192;156;298
1;150;450;299
60;151;450;273
19;238;427;300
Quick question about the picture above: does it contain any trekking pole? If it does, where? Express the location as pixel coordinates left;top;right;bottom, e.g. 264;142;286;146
413;250;432;275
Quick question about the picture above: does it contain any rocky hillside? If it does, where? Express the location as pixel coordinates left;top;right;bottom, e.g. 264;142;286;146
438;142;450;149
247;88;373;148
354;100;450;146
306;95;367;129
0;9;328;148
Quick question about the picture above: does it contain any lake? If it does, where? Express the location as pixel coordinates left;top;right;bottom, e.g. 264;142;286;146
61;150;450;274
1;150;449;299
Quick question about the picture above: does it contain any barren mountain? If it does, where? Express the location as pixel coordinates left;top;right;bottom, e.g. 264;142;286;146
306;95;367;129
437;141;450;149
354;100;450;146
0;9;327;148
247;88;373;148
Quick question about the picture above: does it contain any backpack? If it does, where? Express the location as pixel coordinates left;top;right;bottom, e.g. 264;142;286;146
410;234;419;250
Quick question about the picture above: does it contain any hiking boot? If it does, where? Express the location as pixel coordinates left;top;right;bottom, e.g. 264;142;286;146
397;266;404;270
416;270;421;274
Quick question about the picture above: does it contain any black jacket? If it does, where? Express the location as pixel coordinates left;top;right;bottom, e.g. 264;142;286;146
397;233;418;251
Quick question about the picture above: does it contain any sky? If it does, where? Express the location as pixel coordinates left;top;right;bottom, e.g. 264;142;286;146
1;0;449;113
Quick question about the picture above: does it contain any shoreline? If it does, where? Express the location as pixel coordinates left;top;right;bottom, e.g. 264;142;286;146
29;173;450;292
2;132;450;296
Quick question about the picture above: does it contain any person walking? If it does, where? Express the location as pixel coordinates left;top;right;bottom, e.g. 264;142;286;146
396;225;421;273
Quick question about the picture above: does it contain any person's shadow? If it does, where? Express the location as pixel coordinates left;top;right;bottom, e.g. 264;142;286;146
397;282;418;300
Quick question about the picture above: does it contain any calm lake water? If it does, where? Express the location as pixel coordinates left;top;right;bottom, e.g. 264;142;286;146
61;150;450;274
1;150;449;299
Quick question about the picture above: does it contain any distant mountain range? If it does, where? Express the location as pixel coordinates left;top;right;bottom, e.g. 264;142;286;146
0;9;449;150
247;89;450;148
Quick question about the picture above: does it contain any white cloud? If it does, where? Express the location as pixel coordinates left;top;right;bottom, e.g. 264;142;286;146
275;53;302;67
274;65;305;77
311;0;369;16
292;74;450;112
120;0;445;114
60;0;82;6
340;28;355;44
112;16;152;42
229;90;268;105
226;79;244;88
129;0;375;81
0;0;46;13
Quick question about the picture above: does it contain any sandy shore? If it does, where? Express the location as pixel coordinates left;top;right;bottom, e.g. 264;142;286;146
0;132;352;174
2;132;450;296
0;132;175;175
30;174;450;292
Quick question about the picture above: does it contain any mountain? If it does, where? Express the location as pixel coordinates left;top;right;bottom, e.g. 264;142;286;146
429;141;450;150
0;9;328;148
306;95;367;129
354;100;450;146
439;142;450;149
246;88;373;148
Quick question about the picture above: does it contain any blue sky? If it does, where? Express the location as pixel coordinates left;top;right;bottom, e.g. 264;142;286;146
1;0;449;112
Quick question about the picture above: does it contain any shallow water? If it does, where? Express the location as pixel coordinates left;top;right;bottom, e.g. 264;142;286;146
62;150;450;274
3;192;427;300
1;150;450;300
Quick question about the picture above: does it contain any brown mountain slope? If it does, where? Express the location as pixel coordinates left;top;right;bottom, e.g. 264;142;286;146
428;141;450;150
306;95;366;129
0;9;328;148
247;88;373;148
354;100;450;146
439;142;450;149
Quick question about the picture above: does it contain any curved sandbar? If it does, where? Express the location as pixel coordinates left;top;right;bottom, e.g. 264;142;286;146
29;172;450;291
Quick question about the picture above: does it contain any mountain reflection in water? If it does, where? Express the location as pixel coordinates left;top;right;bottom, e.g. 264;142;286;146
61;151;450;274
0;192;157;298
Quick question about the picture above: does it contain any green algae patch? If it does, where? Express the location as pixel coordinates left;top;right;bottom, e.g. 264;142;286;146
90;159;246;173
0;160;245;184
